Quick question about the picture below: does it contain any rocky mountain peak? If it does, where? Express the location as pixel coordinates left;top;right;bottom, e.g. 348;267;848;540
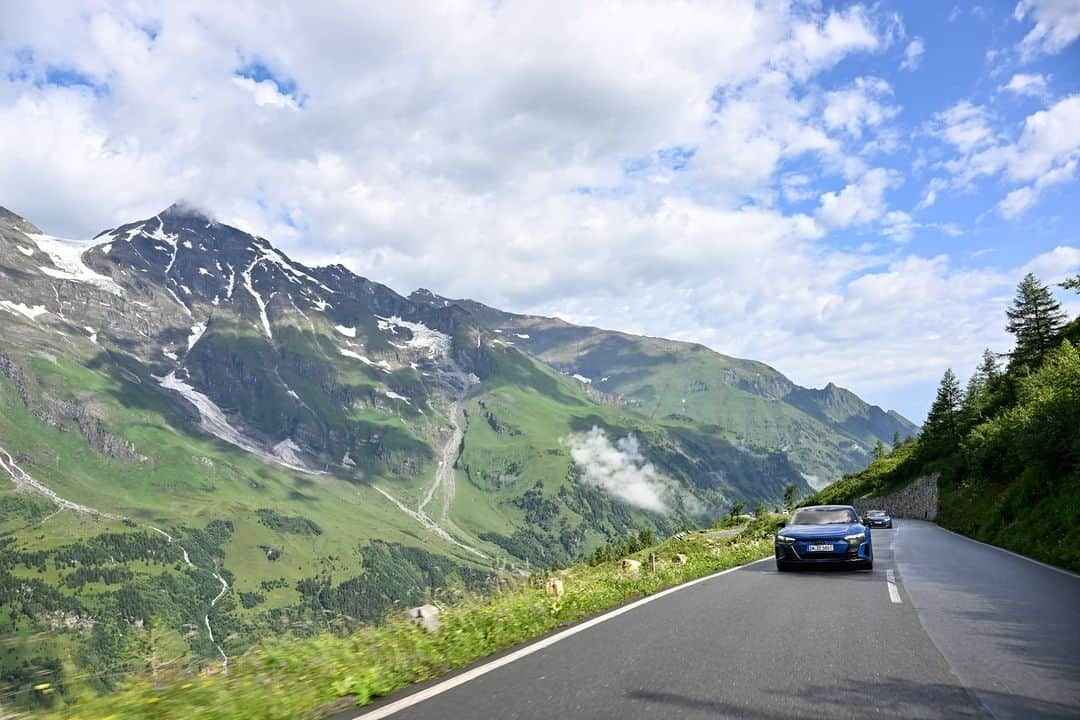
160;200;215;223
0;205;43;235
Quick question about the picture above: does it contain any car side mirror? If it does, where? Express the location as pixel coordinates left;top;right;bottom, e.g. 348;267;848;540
776;520;786;529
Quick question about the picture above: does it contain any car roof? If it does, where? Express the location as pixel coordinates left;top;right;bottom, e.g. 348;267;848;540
795;504;856;511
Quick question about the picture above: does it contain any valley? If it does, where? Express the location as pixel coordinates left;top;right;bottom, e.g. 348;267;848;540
0;203;912;704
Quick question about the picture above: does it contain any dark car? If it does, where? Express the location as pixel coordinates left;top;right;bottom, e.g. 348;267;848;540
774;505;873;571
863;509;893;528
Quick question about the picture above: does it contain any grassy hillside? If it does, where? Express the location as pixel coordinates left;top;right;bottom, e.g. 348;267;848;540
427;298;917;487
30;518;778;720
451;345;807;567
809;306;1080;573
0;327;807;710
0;348;492;707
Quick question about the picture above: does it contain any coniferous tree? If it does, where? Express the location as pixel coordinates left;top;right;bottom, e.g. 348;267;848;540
1061;275;1079;294
1006;273;1067;368
782;484;797;512
892;431;902;449
962;349;1000;426
922;368;963;455
873;438;886;460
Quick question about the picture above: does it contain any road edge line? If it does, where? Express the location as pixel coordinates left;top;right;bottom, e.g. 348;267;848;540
932;524;1079;580
348;555;772;719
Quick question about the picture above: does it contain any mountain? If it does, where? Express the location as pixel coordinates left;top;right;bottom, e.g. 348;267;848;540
409;294;917;488
1;203;823;690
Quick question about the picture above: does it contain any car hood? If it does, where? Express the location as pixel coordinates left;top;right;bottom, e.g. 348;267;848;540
780;523;864;539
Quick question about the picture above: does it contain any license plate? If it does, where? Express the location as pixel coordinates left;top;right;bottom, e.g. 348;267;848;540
807;544;834;552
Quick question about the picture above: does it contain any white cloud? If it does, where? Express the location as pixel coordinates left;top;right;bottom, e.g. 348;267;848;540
816;168;898;228
998;158;1077;218
232;76;299;109
565;428;670;513
1006;95;1080;182
881;211;963;243
1014;0;1080;58
1022;245;1080;283
900;37;925;71
930;101;995;153
783;5;884;80
1000;72;1050;97
915;177;947;210
823;77;899;138
935;95;1080;215
0;1;1074;426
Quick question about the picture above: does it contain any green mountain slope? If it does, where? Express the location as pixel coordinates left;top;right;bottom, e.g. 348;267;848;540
0;203;812;703
412;295;917;488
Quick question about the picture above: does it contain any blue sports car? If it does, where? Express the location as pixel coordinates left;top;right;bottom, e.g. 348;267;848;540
775;505;873;571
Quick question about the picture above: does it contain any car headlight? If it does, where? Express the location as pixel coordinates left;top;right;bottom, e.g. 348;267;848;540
775;534;796;544
844;532;866;546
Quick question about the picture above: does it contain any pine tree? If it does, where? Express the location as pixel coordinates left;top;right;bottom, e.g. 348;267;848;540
783;484;796;512
1061;275;1079;294
873;438;886;460
1006;273;1067;368
892;431;902;449
922;368;963;455
962;348;1000;425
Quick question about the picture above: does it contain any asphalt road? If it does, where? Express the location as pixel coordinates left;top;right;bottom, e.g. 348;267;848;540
345;521;1079;720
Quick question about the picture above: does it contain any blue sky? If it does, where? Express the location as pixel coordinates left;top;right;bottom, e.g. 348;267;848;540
0;1;1077;422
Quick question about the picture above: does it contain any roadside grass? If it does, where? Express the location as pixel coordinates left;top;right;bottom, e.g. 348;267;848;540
43;521;776;720
807;439;921;507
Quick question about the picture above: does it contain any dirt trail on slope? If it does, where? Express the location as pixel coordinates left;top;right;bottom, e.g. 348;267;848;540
381;402;488;559
1;447;230;670
420;403;464;522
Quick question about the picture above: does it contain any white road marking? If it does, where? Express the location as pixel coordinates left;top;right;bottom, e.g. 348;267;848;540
348;556;772;719
886;569;902;604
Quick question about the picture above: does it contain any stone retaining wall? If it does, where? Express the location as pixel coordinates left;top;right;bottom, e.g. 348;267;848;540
852;474;939;521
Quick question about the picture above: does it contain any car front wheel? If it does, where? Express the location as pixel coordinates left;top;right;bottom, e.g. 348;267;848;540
776;559;791;572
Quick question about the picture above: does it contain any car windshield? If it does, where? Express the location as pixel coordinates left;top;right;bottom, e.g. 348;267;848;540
867;511;886;517
790;508;858;525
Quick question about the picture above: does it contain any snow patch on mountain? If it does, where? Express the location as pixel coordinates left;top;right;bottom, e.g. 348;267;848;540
375;316;451;358
156;371;321;474
25;232;123;295
0;301;48;320
255;244;336;294
334;324;356;338
242;259;273;340
384;389;411;404
339;347;392;372
187;323;207;352
16;245;33;257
